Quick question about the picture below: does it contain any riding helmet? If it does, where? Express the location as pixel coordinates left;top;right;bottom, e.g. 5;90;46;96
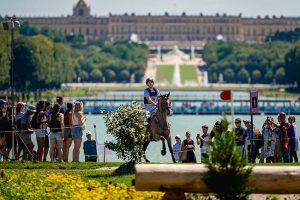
146;78;154;85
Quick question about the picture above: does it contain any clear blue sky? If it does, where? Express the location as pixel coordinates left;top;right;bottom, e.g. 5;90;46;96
0;0;299;18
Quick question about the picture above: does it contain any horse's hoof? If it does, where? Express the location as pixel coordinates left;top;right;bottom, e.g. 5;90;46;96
161;149;166;156
146;159;150;163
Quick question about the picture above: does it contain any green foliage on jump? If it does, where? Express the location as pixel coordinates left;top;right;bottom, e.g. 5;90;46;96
203;116;253;200
104;102;149;166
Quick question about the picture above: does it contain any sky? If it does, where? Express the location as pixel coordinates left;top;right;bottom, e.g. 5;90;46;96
0;0;299;18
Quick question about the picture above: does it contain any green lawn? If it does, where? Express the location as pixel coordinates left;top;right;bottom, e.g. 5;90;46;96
180;64;198;84
156;64;174;83
0;161;122;170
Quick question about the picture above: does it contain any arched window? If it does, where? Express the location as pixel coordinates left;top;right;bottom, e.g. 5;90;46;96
79;9;84;16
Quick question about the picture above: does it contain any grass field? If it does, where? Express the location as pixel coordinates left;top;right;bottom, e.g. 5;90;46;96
156;64;174;84
180;64;198;84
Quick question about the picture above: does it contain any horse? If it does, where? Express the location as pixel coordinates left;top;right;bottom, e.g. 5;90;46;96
142;92;176;163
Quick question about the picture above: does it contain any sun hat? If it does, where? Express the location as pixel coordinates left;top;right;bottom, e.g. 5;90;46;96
27;105;36;112
202;124;208;128
243;119;251;124
175;134;181;139
86;131;92;136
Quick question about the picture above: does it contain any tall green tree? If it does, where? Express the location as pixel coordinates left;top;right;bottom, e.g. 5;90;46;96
90;68;103;82
19;22;39;36
31;35;54;87
13;37;38;91
0;27;10;87
237;68;250;83
252;69;262;83
223;68;235;82
275;67;286;84
285;41;300;87
264;69;273;83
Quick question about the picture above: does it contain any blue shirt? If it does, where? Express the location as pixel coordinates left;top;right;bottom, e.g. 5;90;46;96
83;140;97;156
172;143;181;161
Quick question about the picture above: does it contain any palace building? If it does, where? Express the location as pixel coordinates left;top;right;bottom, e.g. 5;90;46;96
21;0;300;43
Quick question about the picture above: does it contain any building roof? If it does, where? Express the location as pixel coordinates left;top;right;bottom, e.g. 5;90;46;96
75;0;88;8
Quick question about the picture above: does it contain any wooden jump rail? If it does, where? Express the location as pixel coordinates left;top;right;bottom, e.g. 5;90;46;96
135;164;300;195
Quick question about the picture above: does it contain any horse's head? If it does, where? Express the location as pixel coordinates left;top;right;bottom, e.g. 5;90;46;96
157;92;172;113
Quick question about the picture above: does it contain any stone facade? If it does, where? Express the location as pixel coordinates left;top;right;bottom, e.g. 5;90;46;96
21;0;300;42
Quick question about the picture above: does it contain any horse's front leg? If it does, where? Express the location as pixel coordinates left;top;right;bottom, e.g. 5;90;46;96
160;136;166;156
167;139;176;163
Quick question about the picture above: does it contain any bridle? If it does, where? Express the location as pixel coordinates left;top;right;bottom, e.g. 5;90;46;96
157;93;171;113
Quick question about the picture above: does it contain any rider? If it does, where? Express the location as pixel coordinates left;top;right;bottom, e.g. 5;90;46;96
144;78;160;124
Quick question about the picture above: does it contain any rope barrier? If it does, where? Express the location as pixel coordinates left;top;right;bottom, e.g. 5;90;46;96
0;125;83;134
0;128;299;142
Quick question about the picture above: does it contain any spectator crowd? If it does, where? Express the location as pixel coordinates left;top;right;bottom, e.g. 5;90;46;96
1;96;298;164
0;97;97;162
173;112;299;163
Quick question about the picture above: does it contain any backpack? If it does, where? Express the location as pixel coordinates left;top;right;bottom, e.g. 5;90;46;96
30;113;40;129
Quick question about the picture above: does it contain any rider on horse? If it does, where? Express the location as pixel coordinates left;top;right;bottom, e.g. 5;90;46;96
142;79;176;163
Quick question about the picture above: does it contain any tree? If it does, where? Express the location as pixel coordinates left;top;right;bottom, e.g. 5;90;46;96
90;68;103;82
223;68;235;82
237;68;250;83
104;69;116;82
210;72;218;83
203;117;253;200
119;69;130;82
285;41;300;87
252;69;262;83
275;67;286;84
267;28;300;42
31;35;55;88
79;70;89;81
0;28;10;87
13;37;38;91
264;69;273;83
134;70;144;83
19;22;39;36
203;44;218;65
40;27;65;42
